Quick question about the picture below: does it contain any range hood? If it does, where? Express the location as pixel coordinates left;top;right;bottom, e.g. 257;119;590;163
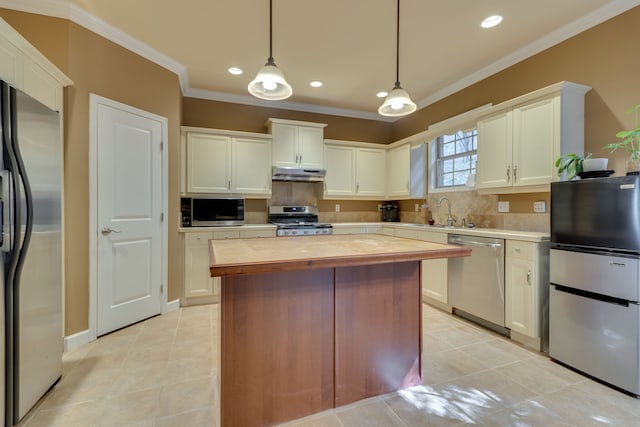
272;166;326;182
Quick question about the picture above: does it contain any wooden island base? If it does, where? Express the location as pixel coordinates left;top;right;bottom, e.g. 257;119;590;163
221;261;421;427
211;234;470;426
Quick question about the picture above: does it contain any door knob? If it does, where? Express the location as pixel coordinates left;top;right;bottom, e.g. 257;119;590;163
101;227;121;235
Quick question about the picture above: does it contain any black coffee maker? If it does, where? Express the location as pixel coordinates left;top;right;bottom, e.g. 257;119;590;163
380;202;399;222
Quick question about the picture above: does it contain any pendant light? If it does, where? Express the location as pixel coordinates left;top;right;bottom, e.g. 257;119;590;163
248;0;292;100
378;0;416;117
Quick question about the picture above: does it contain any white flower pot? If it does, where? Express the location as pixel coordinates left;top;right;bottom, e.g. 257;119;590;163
583;158;608;172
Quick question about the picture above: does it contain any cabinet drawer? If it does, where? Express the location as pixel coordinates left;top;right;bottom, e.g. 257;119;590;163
239;229;275;238
186;231;214;247
506;240;535;260
213;230;240;240
422;231;447;244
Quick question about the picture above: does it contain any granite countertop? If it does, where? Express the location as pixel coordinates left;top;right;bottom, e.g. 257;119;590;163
209;234;470;277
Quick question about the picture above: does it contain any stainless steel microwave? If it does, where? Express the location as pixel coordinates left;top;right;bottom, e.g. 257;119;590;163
180;197;245;227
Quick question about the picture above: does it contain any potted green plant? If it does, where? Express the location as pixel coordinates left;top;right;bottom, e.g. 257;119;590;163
555;153;586;181
604;103;640;175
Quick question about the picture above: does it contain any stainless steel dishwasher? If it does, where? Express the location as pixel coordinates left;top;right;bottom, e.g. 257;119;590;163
448;234;507;333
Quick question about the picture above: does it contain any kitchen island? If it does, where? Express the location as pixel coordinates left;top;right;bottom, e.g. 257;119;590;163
210;234;470;426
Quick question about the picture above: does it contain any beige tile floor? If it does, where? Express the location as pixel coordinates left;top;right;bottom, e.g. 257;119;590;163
18;303;640;426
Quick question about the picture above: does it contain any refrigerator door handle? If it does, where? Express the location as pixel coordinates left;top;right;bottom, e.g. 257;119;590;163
0;169;14;252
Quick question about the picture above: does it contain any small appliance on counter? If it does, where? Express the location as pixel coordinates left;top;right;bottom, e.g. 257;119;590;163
380;202;399;222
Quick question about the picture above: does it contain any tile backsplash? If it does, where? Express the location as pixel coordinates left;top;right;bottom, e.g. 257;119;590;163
245;182;550;233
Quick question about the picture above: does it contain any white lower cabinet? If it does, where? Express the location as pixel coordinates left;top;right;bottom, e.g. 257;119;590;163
505;239;549;350
184;231;218;299
182;228;275;304
394;228;448;305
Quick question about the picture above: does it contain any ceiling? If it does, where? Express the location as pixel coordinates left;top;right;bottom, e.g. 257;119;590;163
53;1;640;120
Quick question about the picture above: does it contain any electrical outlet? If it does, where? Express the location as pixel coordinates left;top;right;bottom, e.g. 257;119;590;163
335;204;340;212
498;201;510;213
534;201;546;213
415;203;419;212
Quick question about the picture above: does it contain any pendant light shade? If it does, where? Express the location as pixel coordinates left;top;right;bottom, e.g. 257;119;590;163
248;0;292;101
378;82;416;116
379;0;416;117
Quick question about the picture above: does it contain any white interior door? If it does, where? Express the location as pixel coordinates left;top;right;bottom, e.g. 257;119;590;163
95;101;164;336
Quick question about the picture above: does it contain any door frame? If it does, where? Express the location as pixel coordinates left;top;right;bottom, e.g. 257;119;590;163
88;94;169;342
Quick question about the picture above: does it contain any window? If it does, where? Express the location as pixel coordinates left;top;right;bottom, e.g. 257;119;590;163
435;129;477;188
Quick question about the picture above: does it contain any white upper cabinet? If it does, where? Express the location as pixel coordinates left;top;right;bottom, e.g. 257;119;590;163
232;136;272;195
476;82;591;194
266;118;326;169
324;144;356;196
184;128;272;197
356;147;386;197
0;18;72;111
324;140;386;199
187;133;232;193
387;144;410;198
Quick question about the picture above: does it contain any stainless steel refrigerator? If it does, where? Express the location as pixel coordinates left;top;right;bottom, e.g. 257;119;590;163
550;176;640;396
1;80;63;425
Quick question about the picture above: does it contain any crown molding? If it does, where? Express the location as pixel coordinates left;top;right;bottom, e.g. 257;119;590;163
1;0;639;121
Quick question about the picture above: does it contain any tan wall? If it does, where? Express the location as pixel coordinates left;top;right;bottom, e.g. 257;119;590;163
183;97;394;143
393;6;640;177
0;10;182;336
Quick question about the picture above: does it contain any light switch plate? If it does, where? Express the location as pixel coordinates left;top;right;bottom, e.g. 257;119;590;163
534;201;546;213
335;204;340;212
498;201;510;213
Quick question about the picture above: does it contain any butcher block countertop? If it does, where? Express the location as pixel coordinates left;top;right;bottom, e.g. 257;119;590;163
209;234;470;277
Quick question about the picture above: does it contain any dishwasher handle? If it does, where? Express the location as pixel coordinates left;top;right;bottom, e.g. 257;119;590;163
449;236;502;249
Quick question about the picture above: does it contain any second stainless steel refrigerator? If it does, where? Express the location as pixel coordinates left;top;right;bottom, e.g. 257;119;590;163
550;176;640;396
1;80;63;425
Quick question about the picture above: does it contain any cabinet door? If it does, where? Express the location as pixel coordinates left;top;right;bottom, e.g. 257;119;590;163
422;259;448;304
297;126;324;168
387;145;410;198
513;97;557;187
476;110;513;189
271;123;298;167
324;145;356;196
187;133;231;193
184;232;216;298
505;256;535;336
232;137;272;195
356;148;386;197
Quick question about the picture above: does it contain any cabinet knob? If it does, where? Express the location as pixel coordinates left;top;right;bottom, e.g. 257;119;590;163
506;166;511;183
513;165;518;182
527;270;531;285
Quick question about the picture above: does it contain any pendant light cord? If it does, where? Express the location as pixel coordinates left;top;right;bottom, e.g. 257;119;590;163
268;0;274;62
395;0;400;86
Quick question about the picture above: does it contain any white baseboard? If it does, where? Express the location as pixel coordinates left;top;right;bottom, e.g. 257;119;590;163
64;329;91;352
166;298;180;313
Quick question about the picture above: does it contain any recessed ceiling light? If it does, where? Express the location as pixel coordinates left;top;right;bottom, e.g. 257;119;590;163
481;15;503;29
228;67;243;75
310;81;323;88
376;91;388;98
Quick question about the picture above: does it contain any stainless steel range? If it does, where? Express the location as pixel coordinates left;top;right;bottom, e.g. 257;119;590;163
269;206;333;236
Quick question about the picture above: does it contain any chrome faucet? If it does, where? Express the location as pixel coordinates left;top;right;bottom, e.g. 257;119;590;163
438;196;455;227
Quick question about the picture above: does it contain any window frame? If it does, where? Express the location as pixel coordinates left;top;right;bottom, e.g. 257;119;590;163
433;129;477;190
